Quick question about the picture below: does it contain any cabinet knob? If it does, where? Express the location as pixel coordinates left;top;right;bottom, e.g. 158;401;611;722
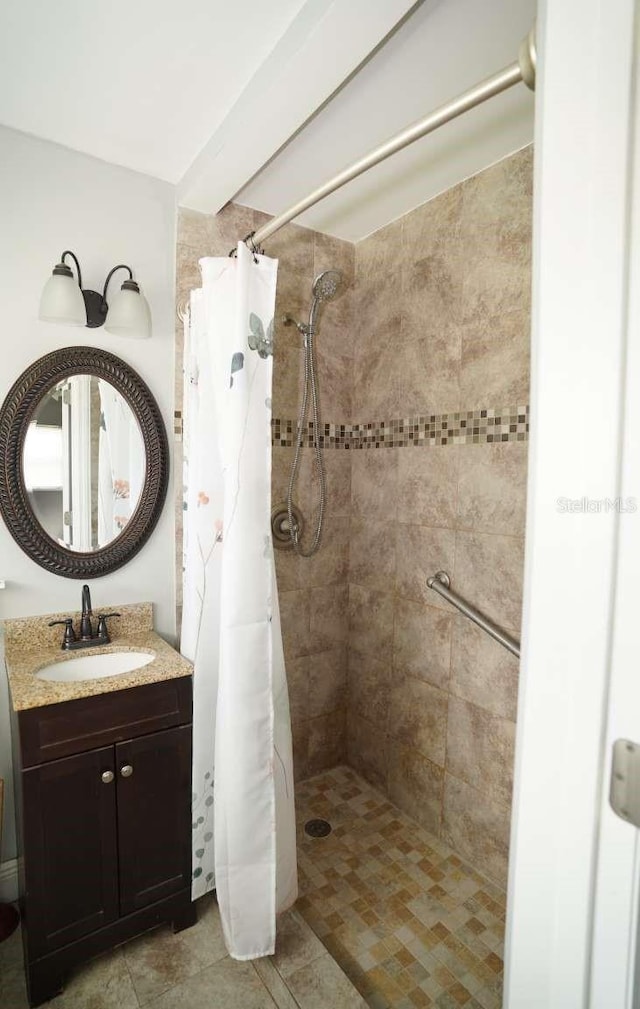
120;764;134;778
101;770;114;784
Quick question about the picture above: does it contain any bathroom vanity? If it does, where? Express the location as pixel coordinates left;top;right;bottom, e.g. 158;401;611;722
5;604;195;1007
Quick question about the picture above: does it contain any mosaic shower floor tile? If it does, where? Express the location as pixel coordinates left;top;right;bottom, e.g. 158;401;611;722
296;767;506;1009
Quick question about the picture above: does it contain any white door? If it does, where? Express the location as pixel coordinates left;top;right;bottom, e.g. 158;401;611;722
589;12;640;999
504;1;640;1006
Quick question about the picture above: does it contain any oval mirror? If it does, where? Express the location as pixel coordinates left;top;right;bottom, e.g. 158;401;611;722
0;347;168;577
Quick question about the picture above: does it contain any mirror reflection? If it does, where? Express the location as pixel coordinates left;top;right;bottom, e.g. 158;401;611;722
23;375;145;551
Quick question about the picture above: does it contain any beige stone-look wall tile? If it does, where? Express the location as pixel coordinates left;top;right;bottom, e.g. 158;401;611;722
446;696;516;807
402;249;463;340
459;308;530;409
321;452;352;518
393;599;452;690
279;589;310;660
349;584;394;661
442;773;511;885
356;270;403;348
395;524;456;607
309;584;349;653
272;446;295;506
275;269;315;351
314;231;356;286
454;531;525;633
292;719;309;783
347;713;389;791
177;202;256;255
351;449;398;519
459;147;532;321
308;709;347;775
397;447;460;528
176;243;203;305
401;182;462;259
316;347;353;420
347;649;391;729
314;289;356;362
273;344;304;417
388;745;444;835
305;516;349;589
350;518;396;592
286;655;310;726
389;674;448;767
356;217;403;280
457;442;528;536
352;327;404;420
308;648;347;719
275;547;303;593
353;325;460;421
285;449;317;519
345;148;531;885
266;221;315;275
314;232;356;361
450;616;519;722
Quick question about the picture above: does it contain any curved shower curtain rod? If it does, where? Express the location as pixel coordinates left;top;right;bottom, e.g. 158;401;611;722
177;23;536;318
248;23;537;249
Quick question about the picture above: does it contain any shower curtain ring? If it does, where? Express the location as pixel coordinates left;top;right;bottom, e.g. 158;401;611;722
245;232;262;262
228;233;263;263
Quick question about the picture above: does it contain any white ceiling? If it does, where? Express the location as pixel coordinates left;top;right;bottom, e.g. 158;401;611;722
0;0;307;181
236;0;536;241
0;0;536;243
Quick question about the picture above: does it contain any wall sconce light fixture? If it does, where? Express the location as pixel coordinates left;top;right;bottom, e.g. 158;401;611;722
39;251;151;339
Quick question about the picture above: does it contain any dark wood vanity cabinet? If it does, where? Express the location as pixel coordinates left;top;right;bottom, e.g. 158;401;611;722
12;676;196;1007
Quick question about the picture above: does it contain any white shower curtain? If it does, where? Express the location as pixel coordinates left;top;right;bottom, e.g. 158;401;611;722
181;241;297;960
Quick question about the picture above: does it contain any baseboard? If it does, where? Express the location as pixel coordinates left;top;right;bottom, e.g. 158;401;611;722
0;858;18;903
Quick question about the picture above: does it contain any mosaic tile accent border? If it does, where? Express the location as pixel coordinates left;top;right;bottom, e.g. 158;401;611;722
271;405;529;449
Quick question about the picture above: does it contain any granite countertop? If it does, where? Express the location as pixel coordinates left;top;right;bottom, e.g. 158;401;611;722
4;602;193;712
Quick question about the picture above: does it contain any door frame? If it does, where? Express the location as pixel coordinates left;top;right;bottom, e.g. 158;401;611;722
504;1;639;1006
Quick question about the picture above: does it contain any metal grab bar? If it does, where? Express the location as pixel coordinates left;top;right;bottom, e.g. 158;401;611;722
426;571;520;658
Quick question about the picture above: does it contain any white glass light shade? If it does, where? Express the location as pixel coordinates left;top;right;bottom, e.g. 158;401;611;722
39;272;86;326
104;284;151;339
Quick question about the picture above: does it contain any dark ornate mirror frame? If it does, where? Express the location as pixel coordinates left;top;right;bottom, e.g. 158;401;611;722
0;347;169;578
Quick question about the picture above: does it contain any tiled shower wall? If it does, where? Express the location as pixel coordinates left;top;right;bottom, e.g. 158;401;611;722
347;146;532;885
175;143;531;886
175;204;355;780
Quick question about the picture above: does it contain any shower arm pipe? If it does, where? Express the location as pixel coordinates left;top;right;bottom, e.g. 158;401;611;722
427;571;521;658
250;25;536;249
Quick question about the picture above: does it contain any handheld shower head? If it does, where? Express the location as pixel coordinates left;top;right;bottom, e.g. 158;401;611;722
311;270;343;303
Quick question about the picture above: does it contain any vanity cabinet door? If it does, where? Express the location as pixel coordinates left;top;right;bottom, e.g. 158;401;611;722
22;745;119;958
116;725;192;915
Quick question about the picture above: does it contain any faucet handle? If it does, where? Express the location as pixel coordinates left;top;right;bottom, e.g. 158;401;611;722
49;618;76;649
96;613;121;641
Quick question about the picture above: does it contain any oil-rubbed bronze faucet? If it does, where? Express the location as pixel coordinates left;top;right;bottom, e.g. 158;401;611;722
49;584;120;651
80;583;93;640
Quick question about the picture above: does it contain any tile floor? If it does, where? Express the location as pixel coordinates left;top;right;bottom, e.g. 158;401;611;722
0;895;366;1009
1;765;505;1009
296;767;506;1009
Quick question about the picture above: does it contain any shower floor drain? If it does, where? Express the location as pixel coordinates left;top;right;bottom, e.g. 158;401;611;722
304;818;332;838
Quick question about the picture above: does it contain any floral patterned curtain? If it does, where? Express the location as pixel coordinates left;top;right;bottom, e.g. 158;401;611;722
181;241;297;959
97;379;144;545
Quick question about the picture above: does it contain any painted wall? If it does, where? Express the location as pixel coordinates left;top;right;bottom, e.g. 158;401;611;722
0;126;177;866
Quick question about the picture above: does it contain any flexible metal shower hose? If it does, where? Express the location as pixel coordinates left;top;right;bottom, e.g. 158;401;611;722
286;325;326;556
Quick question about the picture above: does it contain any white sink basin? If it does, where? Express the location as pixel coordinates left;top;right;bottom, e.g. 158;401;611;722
36;650;155;682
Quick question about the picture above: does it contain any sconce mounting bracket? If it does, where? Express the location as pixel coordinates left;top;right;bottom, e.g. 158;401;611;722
82;289;108;328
